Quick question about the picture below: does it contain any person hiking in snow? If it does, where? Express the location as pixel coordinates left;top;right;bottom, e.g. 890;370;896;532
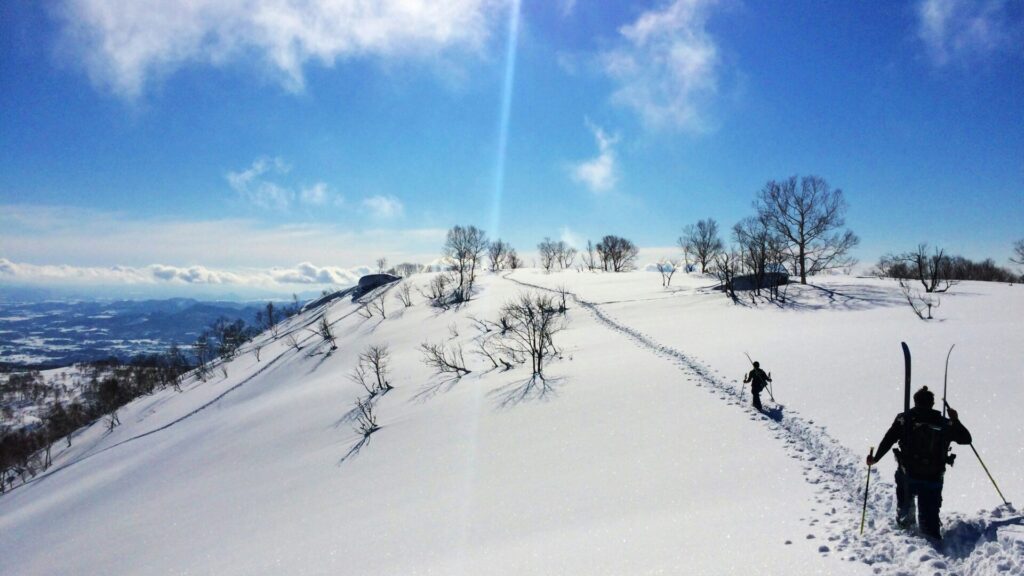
866;386;972;541
743;361;771;411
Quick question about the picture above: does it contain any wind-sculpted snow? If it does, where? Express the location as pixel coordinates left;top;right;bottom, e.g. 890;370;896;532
507;274;1023;576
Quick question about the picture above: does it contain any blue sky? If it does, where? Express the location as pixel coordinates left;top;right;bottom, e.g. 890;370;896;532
1;0;1022;297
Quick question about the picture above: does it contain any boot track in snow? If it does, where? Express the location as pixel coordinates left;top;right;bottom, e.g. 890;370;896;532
506;273;1022;576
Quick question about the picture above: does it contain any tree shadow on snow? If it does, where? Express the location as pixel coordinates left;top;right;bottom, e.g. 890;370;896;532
305;344;337;375
780;283;907;312
337;434;374;466
411;375;464;403
489;375;564;409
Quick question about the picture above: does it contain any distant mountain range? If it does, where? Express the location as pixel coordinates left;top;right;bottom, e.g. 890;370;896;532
0;298;274;368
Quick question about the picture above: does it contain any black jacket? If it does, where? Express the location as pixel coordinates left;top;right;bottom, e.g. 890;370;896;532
874;406;972;480
744;368;771;392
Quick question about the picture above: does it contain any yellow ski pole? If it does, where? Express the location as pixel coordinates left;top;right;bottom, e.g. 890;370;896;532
969;444;1010;506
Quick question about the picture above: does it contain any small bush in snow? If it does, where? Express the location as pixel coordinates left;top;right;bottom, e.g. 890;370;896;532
420;341;471;377
354;398;378;438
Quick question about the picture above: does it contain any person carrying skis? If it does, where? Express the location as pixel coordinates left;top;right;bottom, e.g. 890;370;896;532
743;361;771;411
866;386;972;541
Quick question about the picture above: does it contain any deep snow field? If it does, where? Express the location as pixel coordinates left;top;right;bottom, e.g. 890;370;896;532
1;270;1021;575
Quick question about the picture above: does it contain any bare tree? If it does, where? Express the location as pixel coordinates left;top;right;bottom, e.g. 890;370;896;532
596;235;638;272
554;285;570;314
899;279;940;320
682;219;723;274
358;345;392;394
444;225;488;302
905;244;956;293
285;333;302;352
1011;239;1024;266
538;237;558;272
369;292;387;318
392;262;425;277
557;242;577;269
263;301;278;334
713;249;741;301
395;282;414;307
732;214;786;298
318;315;337;349
498;292;565;379
582;240;599;271
657;258;681;287
473;336;514;370
418;274;451;308
676;236;693;273
376;257;388;274
419;341;471;376
105;410;120;431
488;240;511;271
349;364;374;396
755;175;859;284
354;397;379;437
507;249;522;270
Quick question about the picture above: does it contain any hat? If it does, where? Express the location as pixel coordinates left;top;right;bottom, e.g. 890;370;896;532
913;386;934;407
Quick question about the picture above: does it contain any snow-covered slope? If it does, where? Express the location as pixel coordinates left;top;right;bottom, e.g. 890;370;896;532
1;272;1021;575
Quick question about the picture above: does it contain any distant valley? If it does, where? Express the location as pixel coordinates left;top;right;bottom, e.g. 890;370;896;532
0;299;273;368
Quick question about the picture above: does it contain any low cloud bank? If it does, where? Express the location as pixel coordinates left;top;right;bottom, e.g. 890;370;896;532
0;258;371;292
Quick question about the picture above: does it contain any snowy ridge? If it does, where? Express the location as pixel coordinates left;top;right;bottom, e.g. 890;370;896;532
12;291;371;493
507;273;1023;576
2;272;1021;575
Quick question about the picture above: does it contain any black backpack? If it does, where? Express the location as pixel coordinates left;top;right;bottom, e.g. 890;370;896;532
750;369;768;392
901;416;950;477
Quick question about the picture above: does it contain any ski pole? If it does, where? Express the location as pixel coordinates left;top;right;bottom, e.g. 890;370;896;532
970;444;1010;506
945;400;1010;507
942;344;955;418
860;447;874;535
744;352;776;402
742;352;753;398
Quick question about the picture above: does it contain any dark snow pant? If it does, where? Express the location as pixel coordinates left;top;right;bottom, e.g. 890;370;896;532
895;469;943;539
749;385;765;407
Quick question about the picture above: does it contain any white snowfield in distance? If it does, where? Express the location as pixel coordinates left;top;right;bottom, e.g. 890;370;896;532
1;270;1021;575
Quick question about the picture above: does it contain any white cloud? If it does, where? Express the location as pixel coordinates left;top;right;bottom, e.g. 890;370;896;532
0;204;446;271
0;257;374;292
227;157;294;210
916;0;1021;67
150;264;245;284
600;0;721;132
227;158;341;210
56;0;506;98
270;262;360;285
299;182;340;207
362;195;405;219
559;226;584;249
570;120;618;193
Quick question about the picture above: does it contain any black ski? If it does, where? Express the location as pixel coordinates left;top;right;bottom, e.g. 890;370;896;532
901;342;911;449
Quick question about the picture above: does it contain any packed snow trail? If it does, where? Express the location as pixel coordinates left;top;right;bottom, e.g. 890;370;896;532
506;273;1023;576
